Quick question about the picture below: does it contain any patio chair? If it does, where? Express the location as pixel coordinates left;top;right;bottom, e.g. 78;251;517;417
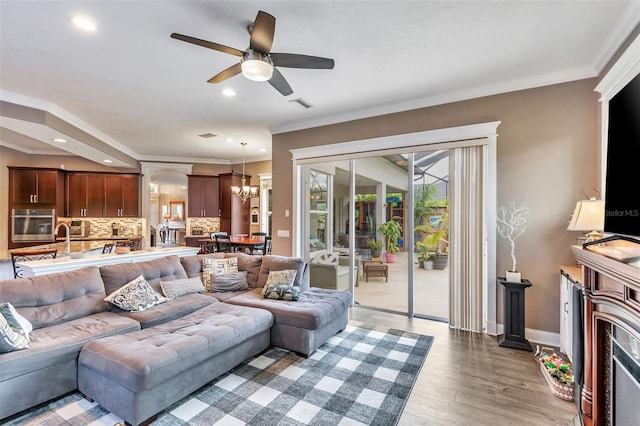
309;250;357;291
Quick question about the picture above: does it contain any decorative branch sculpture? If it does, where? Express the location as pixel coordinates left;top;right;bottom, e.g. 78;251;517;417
496;201;530;273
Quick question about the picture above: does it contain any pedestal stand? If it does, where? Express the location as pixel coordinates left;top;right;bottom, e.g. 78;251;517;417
498;277;533;351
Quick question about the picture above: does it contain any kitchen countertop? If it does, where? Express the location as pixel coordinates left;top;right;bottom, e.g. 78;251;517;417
1;240;120;262
56;236;143;242
15;246;200;276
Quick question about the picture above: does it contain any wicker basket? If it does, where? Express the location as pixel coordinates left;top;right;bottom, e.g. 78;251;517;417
535;346;574;401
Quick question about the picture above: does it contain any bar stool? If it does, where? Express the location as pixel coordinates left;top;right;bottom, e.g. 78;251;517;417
102;243;115;254
11;248;58;278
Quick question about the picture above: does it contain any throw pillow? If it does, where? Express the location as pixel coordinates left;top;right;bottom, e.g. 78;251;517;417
160;277;205;299
211;271;249;292
263;284;300;301
202;257;240;291
0;313;30;353
0;302;33;337
262;269;298;295
104;275;168;312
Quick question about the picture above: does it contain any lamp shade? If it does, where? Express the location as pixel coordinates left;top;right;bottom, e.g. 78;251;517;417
567;199;605;231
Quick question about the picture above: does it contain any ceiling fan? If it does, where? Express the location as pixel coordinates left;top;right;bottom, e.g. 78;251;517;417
171;10;334;96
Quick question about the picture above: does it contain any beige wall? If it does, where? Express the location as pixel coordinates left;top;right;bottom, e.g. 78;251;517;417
272;78;600;334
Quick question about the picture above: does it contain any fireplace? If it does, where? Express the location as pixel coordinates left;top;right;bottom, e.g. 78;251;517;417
572;245;640;426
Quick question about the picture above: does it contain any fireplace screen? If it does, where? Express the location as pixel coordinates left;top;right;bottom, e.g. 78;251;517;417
612;325;640;426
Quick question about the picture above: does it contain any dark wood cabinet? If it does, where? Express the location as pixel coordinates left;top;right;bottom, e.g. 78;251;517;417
66;173;104;217
9;168;64;206
218;173;250;236
187;175;219;218
103;174;140;217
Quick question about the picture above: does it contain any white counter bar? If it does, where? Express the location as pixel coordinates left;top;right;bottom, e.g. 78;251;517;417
16;246;200;277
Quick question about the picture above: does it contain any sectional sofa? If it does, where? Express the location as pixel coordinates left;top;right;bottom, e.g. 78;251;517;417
0;253;351;425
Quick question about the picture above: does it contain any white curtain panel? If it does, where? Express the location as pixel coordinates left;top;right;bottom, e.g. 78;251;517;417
449;146;484;332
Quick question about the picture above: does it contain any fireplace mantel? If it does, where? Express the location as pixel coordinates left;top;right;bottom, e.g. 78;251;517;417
572;245;640;426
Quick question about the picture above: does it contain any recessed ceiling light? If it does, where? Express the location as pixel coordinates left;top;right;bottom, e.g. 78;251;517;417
69;14;97;32
103;159;112;163
259;148;267;152
52;138;67;143
225;138;234;143
222;88;236;97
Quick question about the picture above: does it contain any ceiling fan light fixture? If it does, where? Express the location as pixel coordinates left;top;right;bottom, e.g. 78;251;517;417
241;50;273;82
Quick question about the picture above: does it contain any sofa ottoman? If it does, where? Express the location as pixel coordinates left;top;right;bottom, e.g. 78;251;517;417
77;301;274;426
226;287;352;356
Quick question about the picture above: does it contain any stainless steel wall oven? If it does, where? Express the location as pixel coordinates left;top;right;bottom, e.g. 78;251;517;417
11;209;56;242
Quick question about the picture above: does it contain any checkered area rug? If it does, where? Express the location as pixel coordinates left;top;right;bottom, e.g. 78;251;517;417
7;324;433;426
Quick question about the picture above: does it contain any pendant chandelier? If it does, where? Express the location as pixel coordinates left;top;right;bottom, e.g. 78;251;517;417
231;142;259;203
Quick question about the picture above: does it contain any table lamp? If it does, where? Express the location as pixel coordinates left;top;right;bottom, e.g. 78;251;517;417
567;198;605;242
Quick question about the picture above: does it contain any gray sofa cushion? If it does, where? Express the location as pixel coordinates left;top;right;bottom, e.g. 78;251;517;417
0;312;140;382
0;266;109;329
100;255;188;296
79;302;274;393
108;293;216;329
227;287;351;330
256;255;309;292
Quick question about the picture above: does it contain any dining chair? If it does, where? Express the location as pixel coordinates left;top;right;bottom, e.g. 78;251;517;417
264;236;272;254
215;234;232;253
251;232;267;254
11;248;58;278
210;231;228;239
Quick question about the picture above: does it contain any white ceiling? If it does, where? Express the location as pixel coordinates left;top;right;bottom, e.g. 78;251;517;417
1;1;639;167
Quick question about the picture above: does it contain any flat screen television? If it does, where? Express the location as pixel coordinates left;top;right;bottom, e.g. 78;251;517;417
603;72;640;239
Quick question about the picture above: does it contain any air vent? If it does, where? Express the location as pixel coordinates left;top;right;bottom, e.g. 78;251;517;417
289;98;313;109
198;132;217;139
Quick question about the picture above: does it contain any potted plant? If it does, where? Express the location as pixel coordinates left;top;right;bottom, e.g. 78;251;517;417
377;220;402;263
416;241;433;270
368;238;383;259
496;201;529;282
417;213;449;270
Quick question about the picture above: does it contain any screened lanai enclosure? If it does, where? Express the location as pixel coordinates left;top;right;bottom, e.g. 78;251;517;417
301;150;451;321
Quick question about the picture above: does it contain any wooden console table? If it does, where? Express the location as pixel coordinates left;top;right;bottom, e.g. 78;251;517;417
572;245;640;426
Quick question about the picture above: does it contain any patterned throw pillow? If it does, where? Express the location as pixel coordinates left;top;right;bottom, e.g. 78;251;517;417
211;271;249;293
0;313;30;353
262;269;298;295
0;302;33;337
104;275;168;312
202;257;240;291
263;284;300;301
160;277;205;299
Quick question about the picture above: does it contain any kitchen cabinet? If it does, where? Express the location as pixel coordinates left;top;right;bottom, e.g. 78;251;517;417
9;167;64;206
66;173;104;217
187;175;219;218
218;173;250;236
104;174;140;217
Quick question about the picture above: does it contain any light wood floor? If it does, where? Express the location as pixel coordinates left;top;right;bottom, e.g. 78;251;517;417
350;307;578;426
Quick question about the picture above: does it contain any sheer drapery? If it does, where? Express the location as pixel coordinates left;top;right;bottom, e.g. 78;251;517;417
449;146;485;332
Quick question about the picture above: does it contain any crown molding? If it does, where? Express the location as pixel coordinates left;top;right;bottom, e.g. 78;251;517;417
591;2;640;73
271;67;596;135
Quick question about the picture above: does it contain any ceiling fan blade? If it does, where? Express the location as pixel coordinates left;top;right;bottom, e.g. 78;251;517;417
171;33;244;57
270;53;334;69
207;63;242;83
249;11;275;53
269;68;293;96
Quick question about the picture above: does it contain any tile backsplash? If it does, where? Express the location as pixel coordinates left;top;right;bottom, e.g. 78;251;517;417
185;217;220;235
59;217;144;238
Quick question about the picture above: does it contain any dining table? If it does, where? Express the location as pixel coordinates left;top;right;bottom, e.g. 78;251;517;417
198;236;266;254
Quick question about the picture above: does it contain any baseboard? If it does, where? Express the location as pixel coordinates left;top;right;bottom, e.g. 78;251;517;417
496;323;560;347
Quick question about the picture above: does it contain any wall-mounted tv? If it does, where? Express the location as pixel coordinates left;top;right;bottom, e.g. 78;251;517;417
603;72;640;238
